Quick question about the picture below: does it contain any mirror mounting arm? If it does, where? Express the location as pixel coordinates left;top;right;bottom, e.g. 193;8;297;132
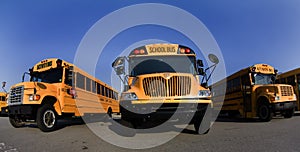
201;63;217;87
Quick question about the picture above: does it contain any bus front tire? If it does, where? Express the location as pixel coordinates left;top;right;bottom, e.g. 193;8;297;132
194;109;211;135
36;104;58;132
194;120;210;135
9;116;25;128
258;103;272;122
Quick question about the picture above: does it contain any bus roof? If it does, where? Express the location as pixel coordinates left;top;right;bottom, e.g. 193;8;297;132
31;58;117;92
32;58;74;72
211;64;276;87
278;68;300;78
128;43;196;57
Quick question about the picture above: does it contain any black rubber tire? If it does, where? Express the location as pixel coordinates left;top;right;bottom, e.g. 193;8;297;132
9;116;25;128
194;107;212;135
107;108;112;118
120;106;141;129
283;108;294;118
36;104;58;132
258;103;272;122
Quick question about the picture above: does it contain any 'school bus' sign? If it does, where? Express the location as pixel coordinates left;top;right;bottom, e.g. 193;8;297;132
37;61;53;70
146;44;178;55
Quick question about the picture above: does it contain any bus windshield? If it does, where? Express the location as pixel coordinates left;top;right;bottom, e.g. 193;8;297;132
252;73;275;85
30;68;63;83
129;56;197;77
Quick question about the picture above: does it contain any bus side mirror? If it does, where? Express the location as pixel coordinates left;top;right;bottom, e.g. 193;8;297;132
112;57;125;76
197;60;204;67
112;57;125;68
2;81;6;89
198;68;205;75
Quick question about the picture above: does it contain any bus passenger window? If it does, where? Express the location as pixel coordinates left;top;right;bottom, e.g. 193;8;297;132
96;83;101;95
287;76;296;86
76;73;85;89
86;78;91;92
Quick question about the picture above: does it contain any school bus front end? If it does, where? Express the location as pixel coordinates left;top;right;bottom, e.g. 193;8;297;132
8;81;63;122
250;84;296;120
7;58;78;132
120;73;212;123
216;64;296;121
112;44;219;134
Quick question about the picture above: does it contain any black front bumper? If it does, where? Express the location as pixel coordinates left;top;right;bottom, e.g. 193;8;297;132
272;101;296;111
8;105;38;116
120;101;209;120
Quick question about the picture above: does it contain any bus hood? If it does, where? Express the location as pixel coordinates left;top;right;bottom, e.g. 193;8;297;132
10;82;58;92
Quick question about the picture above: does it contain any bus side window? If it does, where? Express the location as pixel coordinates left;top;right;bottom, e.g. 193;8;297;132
91;80;96;93
76;73;85;90
241;74;251;90
287;76;296;86
101;85;105;96
296;74;300;92
280;78;286;84
86;78;91;92
96;82;101;95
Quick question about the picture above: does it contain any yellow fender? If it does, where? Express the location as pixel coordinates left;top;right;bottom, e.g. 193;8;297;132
53;101;62;116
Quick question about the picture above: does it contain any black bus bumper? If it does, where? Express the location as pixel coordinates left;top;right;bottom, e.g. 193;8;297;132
8;105;39;120
272;101;296;111
120;101;210;121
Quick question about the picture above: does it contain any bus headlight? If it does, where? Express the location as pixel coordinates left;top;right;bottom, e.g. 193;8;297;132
121;93;138;101
275;96;280;101
29;94;41;101
199;90;211;97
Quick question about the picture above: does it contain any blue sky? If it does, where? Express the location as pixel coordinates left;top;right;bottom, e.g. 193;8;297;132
1;1;300;89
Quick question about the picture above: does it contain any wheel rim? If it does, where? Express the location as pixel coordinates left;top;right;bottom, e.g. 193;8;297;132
259;105;269;119
43;110;56;128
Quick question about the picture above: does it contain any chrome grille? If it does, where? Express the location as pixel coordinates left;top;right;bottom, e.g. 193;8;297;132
8;86;24;105
280;86;293;96
143;76;191;97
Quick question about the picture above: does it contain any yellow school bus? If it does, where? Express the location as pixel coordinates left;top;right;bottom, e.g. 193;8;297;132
277;68;300;110
112;43;219;134
7;58;119;132
211;64;296;121
0;92;8;116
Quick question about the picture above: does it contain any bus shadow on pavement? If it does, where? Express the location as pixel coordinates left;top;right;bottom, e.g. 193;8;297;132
14;117;87;131
215;116;260;123
215;115;294;123
107;119;200;137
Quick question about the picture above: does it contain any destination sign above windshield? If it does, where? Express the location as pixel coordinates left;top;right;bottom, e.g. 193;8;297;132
251;64;275;74
37;61;53;70
146;44;179;55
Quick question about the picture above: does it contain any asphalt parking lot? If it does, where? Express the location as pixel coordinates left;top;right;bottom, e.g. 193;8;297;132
1;114;300;152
